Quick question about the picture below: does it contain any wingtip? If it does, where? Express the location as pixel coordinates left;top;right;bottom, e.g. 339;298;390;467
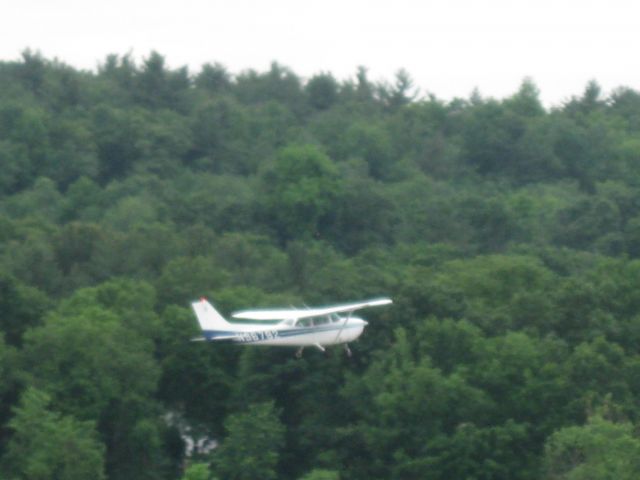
370;297;393;306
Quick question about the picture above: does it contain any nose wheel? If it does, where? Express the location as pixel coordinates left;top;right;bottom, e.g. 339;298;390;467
344;344;352;357
295;347;304;359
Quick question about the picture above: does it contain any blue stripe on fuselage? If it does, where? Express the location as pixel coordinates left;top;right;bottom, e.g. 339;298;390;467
202;324;362;343
276;324;361;338
201;330;237;341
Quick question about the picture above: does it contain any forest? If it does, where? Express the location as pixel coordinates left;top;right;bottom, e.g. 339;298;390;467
1;49;640;479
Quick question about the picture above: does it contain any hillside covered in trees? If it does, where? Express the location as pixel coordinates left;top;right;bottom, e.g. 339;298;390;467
2;50;640;479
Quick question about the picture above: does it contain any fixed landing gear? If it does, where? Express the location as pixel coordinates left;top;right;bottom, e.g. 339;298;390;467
294;344;352;358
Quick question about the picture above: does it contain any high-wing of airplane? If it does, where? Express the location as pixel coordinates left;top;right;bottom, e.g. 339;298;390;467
191;297;392;357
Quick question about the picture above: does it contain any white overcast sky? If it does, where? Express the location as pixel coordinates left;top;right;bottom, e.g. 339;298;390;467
2;0;639;106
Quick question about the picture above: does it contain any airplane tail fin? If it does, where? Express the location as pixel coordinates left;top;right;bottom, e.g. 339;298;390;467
191;298;231;331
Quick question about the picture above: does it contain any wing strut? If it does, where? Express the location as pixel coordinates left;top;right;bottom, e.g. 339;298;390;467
333;310;353;345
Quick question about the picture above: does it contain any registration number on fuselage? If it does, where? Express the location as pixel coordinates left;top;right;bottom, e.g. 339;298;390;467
237;330;280;343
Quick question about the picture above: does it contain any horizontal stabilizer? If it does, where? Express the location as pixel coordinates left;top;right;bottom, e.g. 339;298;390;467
208;334;239;341
191;334;238;342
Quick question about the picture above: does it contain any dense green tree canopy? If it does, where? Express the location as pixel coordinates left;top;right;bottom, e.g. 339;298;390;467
211;401;285;480
1;51;640;479
2;388;106;480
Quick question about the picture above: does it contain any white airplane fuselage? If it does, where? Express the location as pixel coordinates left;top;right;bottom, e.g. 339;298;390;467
191;297;391;352
202;316;368;347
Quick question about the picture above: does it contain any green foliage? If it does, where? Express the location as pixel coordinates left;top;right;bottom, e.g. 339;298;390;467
299;469;340;480
2;54;640;480
2;387;106;480
342;122;394;179
0;272;49;345
212;401;285;480
306;74;339;111
262;144;341;242
190;98;252;174
21;285;159;418
543;413;640;479
0;139;31;194
19;282;170;479
0;333;19;431
341;328;497;478
181;463;212;480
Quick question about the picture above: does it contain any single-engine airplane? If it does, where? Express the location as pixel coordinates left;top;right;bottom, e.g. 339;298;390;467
191;297;392;357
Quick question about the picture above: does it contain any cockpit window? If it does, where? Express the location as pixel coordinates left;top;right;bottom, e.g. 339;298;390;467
297;318;312;327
